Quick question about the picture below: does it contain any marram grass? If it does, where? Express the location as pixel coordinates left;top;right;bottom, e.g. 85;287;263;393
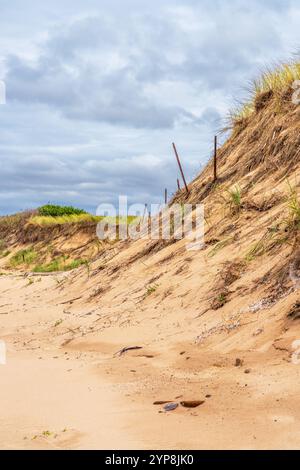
29;214;138;226
230;61;300;126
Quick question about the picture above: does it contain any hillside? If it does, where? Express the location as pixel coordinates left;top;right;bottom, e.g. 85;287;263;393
1;64;300;449
0;210;109;272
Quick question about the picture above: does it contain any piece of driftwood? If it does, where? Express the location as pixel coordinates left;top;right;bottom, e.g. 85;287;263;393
114;346;143;357
180;400;205;408
60;297;82;305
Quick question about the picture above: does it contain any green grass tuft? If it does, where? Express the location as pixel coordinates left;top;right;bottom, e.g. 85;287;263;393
227;185;242;212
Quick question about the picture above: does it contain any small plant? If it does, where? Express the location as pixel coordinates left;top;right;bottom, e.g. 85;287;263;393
212;292;228;310
218;293;227;305
54;319;63;327
146;284;159;296
227;185;242;213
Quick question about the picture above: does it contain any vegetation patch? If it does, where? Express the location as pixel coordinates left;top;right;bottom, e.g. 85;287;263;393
38;204;87;217
30;214;101;226
30;213;138;227
229;61;300;127
211;291;229;310
226;185;242;214
33;257;87;273
10;248;38;267
208;237;234;258
285;182;300;232
146;284;159;296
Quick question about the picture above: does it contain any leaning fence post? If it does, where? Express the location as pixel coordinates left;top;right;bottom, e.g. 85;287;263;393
172;143;189;194
213;135;218;182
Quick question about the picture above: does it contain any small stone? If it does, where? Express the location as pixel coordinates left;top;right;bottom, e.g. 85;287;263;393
235;358;243;367
253;328;264;337
164;403;178;412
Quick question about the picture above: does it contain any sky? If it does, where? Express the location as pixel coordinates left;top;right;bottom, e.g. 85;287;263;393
0;0;300;215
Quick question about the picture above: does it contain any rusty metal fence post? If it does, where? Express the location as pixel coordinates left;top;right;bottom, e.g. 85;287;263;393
172;143;189;194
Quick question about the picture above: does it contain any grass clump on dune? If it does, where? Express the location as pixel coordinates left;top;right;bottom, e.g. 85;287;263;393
33;257;87;273
28;204;97;226
229;61;300;127
253;62;300;97
10;248;38;267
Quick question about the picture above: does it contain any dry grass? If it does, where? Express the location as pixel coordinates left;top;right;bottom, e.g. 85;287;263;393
253;62;300;96
229;61;300;127
29;214;138;226
286;181;300;231
29;214;101;226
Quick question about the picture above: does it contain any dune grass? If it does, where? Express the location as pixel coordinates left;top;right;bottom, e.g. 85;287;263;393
33;257;87;273
10;248;38;267
227;185;242;213
30;214;102;226
229;61;300;127
253;62;300;96
286;181;300;230
29;214;138;226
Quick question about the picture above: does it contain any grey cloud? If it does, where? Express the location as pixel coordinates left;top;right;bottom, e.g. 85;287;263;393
1;1;300;214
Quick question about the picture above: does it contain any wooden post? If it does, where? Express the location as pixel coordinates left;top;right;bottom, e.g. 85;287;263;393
172;143;189;194
165;188;168;205
213;135;218;182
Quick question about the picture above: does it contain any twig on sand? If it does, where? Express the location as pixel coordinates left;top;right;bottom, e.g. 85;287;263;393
113;346;143;357
60;296;82;305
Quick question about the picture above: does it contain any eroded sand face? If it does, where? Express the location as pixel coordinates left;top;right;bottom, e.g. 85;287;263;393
1;254;300;450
